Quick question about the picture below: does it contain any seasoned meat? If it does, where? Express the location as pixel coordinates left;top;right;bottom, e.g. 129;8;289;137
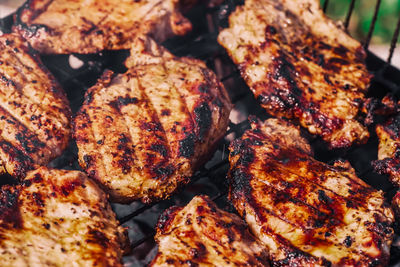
74;36;232;203
218;0;371;149
373;114;400;186
392;191;400;222
228;118;394;266
151;195;270;266
0;34;71;179
13;0;192;54
0;167;127;267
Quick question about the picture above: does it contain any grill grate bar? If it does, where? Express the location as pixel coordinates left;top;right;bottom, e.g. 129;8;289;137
130;231;155;249
364;0;382;50
118;157;229;224
387;17;400;64
344;0;357;29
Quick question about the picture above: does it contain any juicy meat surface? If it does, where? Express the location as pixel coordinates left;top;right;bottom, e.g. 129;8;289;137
151;195;270;266
373;114;400;187
13;0;192;54
74;36;232;203
228;118;394;266
218;0;371;149
0;34;71;179
0;167;127;267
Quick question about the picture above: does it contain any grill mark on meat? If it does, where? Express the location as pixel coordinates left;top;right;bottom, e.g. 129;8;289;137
218;0;371;148
134;72;174;180
243;143;389;223
159;59;198;160
0;105;48;159
232;173;387;264
0;42;67;121
152;195;269;266
246;162;390;241
228;118;394;265
74;36;231;203
0;34;70;177
13;0;192;54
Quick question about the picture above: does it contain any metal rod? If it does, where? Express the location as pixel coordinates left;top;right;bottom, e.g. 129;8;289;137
130;232;155;249
344;0;357;29
387;17;400;64
118;203;157;224
364;0;382;49
323;0;329;13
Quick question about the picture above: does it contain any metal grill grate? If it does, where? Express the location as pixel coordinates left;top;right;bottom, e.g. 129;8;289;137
1;0;400;265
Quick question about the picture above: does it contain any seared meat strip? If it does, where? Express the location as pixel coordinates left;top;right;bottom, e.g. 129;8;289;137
0;34;71;179
0;167;127;267
373;114;400;186
151;195;270;266
13;0;192;54
218;0;371;148
228;118;394;266
74;36;232;203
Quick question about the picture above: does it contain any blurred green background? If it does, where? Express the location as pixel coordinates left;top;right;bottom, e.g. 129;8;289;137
323;0;400;44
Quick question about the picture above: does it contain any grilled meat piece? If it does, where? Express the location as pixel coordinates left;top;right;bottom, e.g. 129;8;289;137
151;195;270;266
373;114;400;186
228;118;394;266
218;0;371;149
392;192;400;222
0;34;71;179
74;36;232;203
13;0;192;54
0;167;127;267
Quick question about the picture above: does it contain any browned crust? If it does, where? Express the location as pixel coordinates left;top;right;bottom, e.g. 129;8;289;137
373;114;400;187
13;0;192;54
151;195;270;266
74;37;232;203
228;118;394;266
0;34;71;179
218;0;371;149
0;167;126;266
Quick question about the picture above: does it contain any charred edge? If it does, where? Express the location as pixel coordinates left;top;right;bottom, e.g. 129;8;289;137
229;168;252;198
152;163;175;180
371;158;399;177
0;187;22;229
198;83;210;93
194;103;212;140
87;229;110;248
150;144;168;157
13;0;53;37
15;131;46;154
273;249;331;267
156;206;183;233
229;139;244;157
236;147;255;167
384;114;400;138
179;134;196;158
0;140;33;178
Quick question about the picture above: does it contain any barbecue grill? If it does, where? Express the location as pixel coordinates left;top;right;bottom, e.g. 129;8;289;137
1;0;400;265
